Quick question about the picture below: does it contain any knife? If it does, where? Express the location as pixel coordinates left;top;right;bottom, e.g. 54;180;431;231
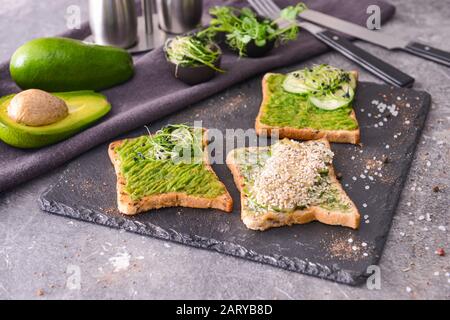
299;9;450;67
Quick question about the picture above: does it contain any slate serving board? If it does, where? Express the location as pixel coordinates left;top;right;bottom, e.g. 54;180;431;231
39;80;430;285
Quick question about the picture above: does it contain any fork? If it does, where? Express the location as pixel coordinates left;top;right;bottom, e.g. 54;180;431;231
248;0;415;88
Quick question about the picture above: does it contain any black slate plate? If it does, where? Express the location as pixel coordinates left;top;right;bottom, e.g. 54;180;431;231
39;81;430;285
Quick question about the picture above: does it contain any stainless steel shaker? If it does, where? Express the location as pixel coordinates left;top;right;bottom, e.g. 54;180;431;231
89;0;138;48
156;0;203;34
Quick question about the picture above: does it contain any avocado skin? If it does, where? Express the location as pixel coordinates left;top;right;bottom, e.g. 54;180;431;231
10;37;134;92
0;91;111;149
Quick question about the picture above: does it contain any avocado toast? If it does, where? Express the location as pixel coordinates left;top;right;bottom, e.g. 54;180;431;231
256;65;360;144
227;139;360;231
109;125;233;215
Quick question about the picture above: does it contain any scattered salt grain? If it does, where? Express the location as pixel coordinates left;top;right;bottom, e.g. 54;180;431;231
405;120;410;125
352;176;357;181
406;287;412;293
360;174;366;179
365;220;370;224
348;238;353;243
363;203;368;208
365;185;370;190
362;242;367;247
363;253;368;257
352;246;358;251
426;161;431;167
418;215;425;221
434;271;440;276
438;226;446;231
409;221;414;226
400;232;405;237
385;145;390;149
364;215;369;220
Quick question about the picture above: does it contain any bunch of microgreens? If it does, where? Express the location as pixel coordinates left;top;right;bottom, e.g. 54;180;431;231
297;64;351;93
197;3;307;57
165;35;224;72
145;125;204;164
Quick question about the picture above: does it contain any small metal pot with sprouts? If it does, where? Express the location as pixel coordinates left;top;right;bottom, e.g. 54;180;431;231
164;35;224;85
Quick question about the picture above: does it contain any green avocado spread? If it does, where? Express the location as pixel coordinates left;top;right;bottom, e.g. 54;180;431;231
260;74;358;130
233;140;351;214
115;125;226;200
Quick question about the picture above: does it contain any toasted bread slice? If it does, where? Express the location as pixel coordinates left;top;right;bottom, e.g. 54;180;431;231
255;72;361;144
109;132;233;215
226;139;360;231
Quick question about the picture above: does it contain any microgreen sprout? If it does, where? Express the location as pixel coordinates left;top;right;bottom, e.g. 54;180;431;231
197;3;307;57
165;35;224;73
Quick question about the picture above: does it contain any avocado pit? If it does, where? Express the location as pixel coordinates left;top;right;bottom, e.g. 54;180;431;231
7;89;69;126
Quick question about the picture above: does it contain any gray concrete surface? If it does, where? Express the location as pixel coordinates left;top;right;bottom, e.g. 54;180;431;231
0;0;448;300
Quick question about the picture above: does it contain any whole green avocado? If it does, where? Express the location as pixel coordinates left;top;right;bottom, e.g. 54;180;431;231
10;37;134;92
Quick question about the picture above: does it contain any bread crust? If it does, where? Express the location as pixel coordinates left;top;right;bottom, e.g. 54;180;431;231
255;73;361;144
108;133;233;215
226;140;360;231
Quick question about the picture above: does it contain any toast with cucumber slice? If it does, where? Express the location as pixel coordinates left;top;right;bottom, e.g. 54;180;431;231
255;65;360;144
226;138;360;231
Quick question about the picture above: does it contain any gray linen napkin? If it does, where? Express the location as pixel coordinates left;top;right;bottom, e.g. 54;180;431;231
0;0;395;192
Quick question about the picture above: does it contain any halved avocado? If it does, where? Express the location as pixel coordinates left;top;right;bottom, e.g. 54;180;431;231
0;91;111;148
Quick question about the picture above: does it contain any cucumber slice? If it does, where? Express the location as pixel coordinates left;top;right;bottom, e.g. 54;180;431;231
309;96;350;110
348;72;357;90
282;72;315;95
309;85;354;110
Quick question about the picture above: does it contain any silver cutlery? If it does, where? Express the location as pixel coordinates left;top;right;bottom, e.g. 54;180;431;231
300;9;450;67
248;0;415;87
